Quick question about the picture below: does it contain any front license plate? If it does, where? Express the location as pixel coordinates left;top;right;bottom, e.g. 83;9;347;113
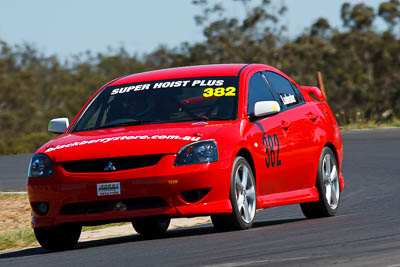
97;182;121;196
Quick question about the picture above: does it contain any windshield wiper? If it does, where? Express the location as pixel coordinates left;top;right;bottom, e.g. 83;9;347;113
168;116;229;124
94;120;153;130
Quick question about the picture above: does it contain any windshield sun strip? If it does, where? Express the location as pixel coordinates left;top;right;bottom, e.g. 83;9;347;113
70;76;241;133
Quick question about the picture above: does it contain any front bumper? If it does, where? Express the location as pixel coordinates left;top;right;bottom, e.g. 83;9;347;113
27;155;233;228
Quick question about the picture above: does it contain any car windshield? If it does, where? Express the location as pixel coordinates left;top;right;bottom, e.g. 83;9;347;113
71;76;239;132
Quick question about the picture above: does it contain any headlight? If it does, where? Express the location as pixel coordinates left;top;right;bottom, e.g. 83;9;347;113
175;140;218;166
28;154;53;178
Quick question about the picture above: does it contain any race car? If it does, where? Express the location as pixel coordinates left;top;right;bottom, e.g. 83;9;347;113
27;64;344;250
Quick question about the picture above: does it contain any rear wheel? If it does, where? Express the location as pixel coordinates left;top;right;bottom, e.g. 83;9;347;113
212;156;256;231
34;224;81;251
300;147;341;218
132;216;170;237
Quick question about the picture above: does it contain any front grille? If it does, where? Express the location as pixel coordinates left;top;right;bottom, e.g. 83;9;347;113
61;154;164;173
60;197;169;215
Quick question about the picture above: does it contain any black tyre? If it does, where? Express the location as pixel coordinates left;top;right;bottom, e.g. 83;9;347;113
211;156;256;231
132;216;170;237
34;224;81;251
300;147;341;218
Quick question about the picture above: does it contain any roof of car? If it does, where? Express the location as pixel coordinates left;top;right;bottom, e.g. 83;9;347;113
109;64;250;86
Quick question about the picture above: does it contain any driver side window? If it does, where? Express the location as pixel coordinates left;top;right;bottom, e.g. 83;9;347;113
247;72;274;116
263;71;302;109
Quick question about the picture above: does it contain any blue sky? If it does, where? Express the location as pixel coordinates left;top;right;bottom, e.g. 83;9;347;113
0;0;385;59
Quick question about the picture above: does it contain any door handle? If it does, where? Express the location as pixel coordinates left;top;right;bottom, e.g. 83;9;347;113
308;112;318;121
281;120;290;130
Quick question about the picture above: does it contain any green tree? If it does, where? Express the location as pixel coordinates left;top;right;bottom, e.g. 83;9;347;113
379;0;400;35
341;2;376;31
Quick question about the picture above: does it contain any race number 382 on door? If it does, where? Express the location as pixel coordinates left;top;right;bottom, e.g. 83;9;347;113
262;134;281;168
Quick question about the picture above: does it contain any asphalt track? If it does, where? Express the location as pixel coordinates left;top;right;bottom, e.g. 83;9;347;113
0;153;31;192
1;128;400;266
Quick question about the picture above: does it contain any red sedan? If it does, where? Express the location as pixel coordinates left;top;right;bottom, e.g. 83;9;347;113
27;64;344;250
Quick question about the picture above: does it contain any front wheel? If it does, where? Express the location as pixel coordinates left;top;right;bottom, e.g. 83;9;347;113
300;147;341;218
132;216;170;237
34;224;81;251
212;156;256;231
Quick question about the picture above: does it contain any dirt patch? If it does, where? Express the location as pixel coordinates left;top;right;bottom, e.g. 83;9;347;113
0;194;31;232
80;217;211;241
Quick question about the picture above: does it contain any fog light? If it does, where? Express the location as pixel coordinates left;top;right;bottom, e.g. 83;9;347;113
33;202;49;215
180;188;211;203
113;201;127;211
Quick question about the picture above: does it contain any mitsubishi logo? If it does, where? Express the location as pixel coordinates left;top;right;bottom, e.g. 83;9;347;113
104;161;116;171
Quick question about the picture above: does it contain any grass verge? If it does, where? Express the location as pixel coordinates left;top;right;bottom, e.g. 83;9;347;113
0;227;37;251
340;118;400;131
0;224;132;252
0;193;34;251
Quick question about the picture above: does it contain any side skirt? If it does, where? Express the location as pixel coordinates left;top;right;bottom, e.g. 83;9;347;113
257;187;319;209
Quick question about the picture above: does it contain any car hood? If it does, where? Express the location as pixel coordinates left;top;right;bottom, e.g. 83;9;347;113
39;121;234;162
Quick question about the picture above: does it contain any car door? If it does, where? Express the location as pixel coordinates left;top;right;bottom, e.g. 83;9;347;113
263;71;320;191
246;72;290;196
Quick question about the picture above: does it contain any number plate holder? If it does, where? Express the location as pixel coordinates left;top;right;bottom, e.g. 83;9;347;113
97;182;121;196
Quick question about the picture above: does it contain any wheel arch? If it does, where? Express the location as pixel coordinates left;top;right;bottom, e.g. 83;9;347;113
236;148;256;183
324;142;344;192
325;142;339;168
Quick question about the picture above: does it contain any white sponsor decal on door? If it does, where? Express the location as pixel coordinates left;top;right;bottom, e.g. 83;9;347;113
280;94;297;105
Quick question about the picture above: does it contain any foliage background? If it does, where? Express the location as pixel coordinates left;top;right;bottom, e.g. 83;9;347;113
1;0;400;155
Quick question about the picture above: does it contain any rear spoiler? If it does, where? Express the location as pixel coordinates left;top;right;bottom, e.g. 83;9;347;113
300;86;327;102
299;72;327;102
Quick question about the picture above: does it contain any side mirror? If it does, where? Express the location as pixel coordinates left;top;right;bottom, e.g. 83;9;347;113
254;101;281;117
48;118;69;133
